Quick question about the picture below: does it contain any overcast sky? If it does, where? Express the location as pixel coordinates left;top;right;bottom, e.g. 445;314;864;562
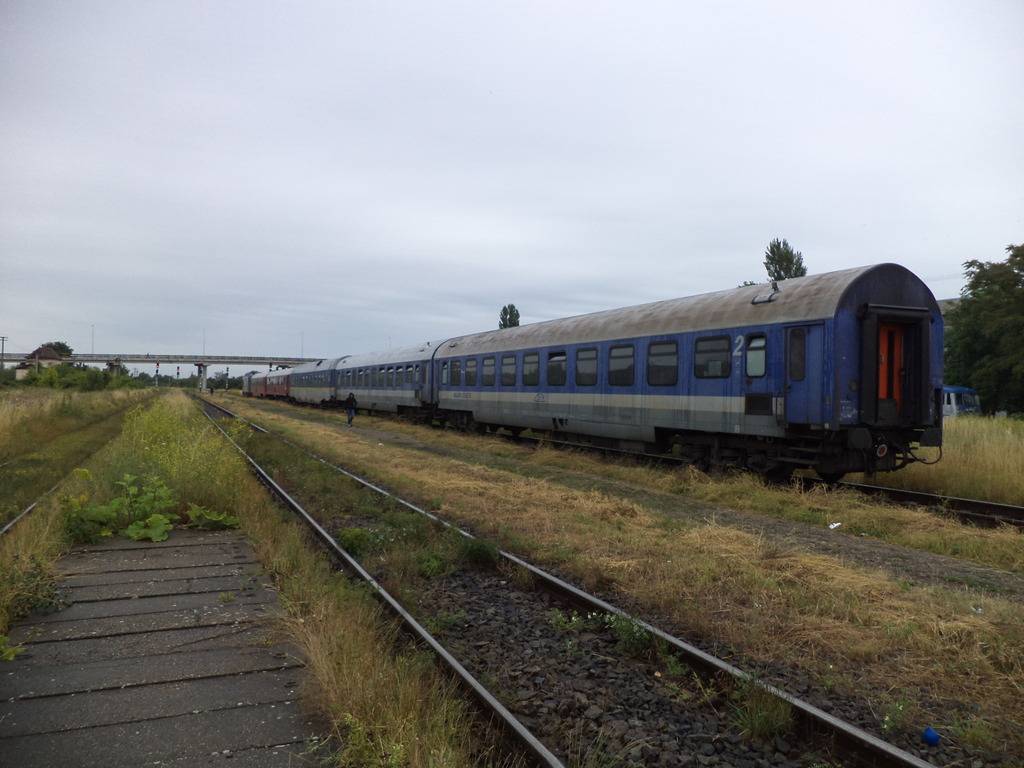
2;1;1022;366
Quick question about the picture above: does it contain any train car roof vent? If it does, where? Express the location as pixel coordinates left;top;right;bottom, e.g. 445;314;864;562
751;281;781;305
448;341;458;348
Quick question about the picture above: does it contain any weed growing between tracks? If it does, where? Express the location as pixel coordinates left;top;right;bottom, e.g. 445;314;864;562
226;396;1024;761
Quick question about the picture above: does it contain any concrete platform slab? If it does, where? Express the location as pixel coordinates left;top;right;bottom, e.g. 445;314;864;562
61;561;261;588
0;644;300;699
0;700;323;768
58;543;256;575
12;623;271;666
9;599;276;644
0;529;326;763
72;529;249;553
0;668;302;737
66;572;266;602
30;585;275;624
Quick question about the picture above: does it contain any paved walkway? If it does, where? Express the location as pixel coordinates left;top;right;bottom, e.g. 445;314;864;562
0;530;325;767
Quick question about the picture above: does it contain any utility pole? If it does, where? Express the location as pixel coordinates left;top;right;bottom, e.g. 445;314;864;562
91;324;94;355
203;328;206;356
0;336;6;371
300;331;304;359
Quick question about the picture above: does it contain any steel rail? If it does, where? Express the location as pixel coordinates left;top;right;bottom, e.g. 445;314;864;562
197;401;565;768
832;480;1024;527
199;396;935;768
0;483;61;538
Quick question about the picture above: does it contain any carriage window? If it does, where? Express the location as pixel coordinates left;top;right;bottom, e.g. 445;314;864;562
788;328;805;382
406;365;414;384
465;359;478;386
451;359;462;386
416;364;422;383
501;355;517;386
746;335;766;378
523;353;539;386
608;345;634;386
482;357;496;386
647;342;678;387
388;367;395;387
694;337;731;378
547;351;567;386
441;362;449;385
575;348;597;386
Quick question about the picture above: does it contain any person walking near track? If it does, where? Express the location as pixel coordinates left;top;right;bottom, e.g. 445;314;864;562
344;392;358;426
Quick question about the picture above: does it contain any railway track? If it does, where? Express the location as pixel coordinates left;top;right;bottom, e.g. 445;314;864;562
199;395;940;767
226;395;1024;528
0;483;61;538
494;430;1024;529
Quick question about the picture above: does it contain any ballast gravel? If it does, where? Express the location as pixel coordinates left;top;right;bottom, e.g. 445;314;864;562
412;568;836;767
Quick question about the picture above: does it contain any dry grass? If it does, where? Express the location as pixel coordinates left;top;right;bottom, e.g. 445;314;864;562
228;395;1024;575
852;416;1024;505
0;388;150;463
227;396;1024;756
0;490;68;634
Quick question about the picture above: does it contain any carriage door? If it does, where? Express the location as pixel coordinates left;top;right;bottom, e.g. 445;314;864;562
785;324;824;425
876;323;904;423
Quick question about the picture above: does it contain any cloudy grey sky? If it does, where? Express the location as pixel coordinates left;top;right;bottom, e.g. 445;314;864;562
2;1;1022;366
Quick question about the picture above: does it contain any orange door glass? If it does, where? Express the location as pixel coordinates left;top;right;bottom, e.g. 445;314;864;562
877;323;904;409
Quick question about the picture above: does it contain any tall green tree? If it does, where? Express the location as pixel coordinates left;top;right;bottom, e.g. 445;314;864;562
498;304;521;329
945;244;1024;414
763;238;807;281
41;341;73;356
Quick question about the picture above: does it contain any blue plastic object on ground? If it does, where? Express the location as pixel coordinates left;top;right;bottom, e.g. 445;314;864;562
922;727;941;746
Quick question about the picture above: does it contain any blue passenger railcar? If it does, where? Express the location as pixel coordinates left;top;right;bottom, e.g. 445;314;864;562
290;358;343;405
433;265;942;479
331;342;442;415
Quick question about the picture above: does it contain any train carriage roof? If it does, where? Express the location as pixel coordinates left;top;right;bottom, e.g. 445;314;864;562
436;264;939;357
289;357;345;376
330;341;444;371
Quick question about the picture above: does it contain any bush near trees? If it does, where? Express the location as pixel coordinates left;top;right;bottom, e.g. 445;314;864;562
40;341;73;357
945;244;1024;414
23;364;139;391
